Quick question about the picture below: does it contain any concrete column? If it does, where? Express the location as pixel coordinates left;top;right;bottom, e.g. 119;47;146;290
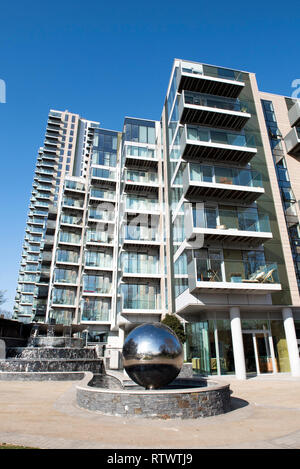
230;307;246;380
282;308;300;377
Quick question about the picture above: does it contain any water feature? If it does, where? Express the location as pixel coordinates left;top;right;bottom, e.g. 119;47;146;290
0;324;104;375
76;323;231;419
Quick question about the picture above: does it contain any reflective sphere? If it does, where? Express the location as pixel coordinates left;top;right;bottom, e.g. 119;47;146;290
122;323;184;389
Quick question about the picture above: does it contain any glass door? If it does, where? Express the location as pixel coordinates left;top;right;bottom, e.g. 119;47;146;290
243;330;275;374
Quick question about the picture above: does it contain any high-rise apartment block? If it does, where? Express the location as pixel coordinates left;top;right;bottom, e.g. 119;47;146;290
14;59;300;378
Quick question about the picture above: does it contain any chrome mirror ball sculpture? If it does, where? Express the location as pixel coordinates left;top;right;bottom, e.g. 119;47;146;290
122;323;184;389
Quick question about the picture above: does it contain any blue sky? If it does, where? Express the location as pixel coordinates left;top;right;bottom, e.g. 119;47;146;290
0;0;299;312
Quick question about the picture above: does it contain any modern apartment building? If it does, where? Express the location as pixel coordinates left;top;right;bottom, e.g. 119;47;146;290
14;59;300;378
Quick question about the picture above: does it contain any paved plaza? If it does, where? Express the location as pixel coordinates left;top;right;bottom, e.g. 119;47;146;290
0;374;300;449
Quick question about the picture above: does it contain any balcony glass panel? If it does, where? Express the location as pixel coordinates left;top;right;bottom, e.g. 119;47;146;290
192;206;270;232
121;284;160;309
186;126;256;148
65;180;85;191
52;288;76;305
56;250;79;263
195;258;279;284
54;268;78;284
85;251;113;268
189;163;262;188
122;252;159;274
81;298;110;321
126;146;155;159
86;229;113;244
61;215;82;225
91;167;116;180
124;225;159;242
88;208;114;221
126;195;159;211
83;274;112;294
184;92;250;113
49;310;73;325
63;198;84;208
92;150;116;167
182;64;243;82
90;188;115;200
59;232;81;244
125;170;158;184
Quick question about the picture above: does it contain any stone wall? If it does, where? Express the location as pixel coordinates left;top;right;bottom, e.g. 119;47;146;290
76;373;231;419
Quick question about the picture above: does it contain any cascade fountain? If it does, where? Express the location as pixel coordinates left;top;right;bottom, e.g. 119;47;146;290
0;323;104;378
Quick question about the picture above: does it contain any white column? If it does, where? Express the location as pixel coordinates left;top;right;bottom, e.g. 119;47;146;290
230;307;246;380
282;308;300;377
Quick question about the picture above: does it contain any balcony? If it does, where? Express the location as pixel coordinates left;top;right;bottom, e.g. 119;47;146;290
64;179;85;193
183;163;264;204
60;215;83;227
179;91;251;130
176;63;245;98
124;170;159;194
89;188;115;203
58;232;82;246
121;299;161;315
81;309;111;323
125;196;160;215
56;251;79;265
88;208;115;224
188;257;281;294
124;145;158;169
122;225;161;248
288;100;300;127
85;230;114;247
184;204;272;247
62;198;84;210
53;270;78;286
121;262;161;279
91;167;116;186
284;127;300;156
180;125;257;164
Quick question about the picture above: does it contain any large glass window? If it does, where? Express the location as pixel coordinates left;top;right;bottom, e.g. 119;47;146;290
121;283;160;309
83;274;111;294
81;298;111;321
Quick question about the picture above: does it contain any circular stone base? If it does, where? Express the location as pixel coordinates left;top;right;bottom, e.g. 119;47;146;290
76;372;231;419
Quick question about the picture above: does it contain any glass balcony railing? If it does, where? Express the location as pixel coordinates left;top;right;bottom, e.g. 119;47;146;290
126;197;159;212
186;126;256;148
122;262;159;275
81;308;110;322
90;188;115;200
85;254;113;269
65;180;85;191
61;215;82;225
49;310;73;326
124;225;160;242
59;232;81;244
181;64;243;82
122;298;160;310
189;163;262;188
125;170;158;184
63;198;84;208
184;91;250;113
126;145;156;159
86;230;113;244
194;258;279;284
91;167;116;180
54;269;78;284
83;277;112;294
52;290;76;305
88;209;115;221
192;207;270;233
56;250;79;264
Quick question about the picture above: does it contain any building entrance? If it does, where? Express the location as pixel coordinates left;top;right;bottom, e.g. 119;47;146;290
242;330;275;374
